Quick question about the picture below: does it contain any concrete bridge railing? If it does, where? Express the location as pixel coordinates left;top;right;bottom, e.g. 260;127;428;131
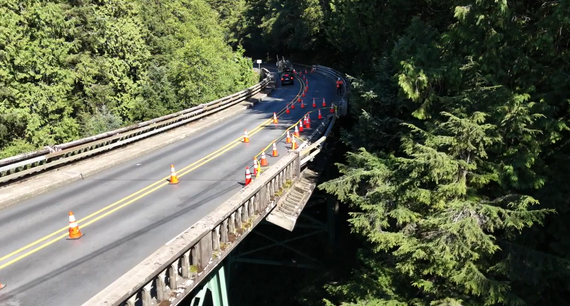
83;63;348;306
0;68;272;184
84;152;301;306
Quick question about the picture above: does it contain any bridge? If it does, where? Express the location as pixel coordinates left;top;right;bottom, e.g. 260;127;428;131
0;63;349;306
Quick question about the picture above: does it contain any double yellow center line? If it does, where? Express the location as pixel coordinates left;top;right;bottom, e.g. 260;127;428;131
0;71;306;270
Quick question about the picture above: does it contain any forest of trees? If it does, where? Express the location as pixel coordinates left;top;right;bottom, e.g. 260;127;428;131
0;0;258;158
217;0;570;305
2;0;570;305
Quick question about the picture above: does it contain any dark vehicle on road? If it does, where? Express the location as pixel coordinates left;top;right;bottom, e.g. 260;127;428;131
280;72;294;85
276;55;295;86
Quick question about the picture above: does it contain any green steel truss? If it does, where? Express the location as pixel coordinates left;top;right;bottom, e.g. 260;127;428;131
182;194;337;306
184;264;229;306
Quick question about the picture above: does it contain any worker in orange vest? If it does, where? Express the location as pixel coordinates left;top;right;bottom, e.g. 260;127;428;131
336;77;344;95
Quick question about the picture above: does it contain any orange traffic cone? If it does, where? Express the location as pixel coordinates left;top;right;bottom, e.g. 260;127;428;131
291;137;298;150
306;80;309;85
305;115;311;129
299;120;304;132
286;130;292;143
291;102;295;109
272;142;279;157
245;167;252;186
260;151;269;167
304;87;308;93
305;69;308;74
302;92;305;97
301;100;305;108
298;98;301;103
322;98;326;107
169;164;179;184
273;112;278;124
294;125;300;137
253;158;258;176
243;129;250;143
318;109;322;120
312;99;316;108
67;211;84;240
330;105;335;113
286;105;290;114
0;281;6;290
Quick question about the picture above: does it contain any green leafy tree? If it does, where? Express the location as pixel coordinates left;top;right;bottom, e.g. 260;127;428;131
0;0;257;157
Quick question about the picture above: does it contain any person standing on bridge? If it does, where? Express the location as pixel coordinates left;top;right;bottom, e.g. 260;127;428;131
336;77;344;96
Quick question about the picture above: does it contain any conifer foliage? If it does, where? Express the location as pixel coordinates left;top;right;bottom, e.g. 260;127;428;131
321;111;552;305
231;0;570;304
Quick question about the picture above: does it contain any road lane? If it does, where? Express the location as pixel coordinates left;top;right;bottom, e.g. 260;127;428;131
0;68;337;306
0;74;301;263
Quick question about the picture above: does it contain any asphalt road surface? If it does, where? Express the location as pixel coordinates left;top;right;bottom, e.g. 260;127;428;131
0;68;338;306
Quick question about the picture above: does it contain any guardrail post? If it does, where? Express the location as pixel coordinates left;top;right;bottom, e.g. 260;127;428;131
229;213;236;234
253;193;261;213
242;201;249;221
142;282;152;306
213;225;221;251
236;207;243;229
169;261;179;289
198;233;213;270
181;251;190;279
294;152;301;178
260;185;268;207
126;295;137;306
191;246;199;278
157;270;168;301
248;197;254;218
221;219;229;244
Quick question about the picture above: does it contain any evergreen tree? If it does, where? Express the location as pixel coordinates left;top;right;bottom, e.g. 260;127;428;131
321;112;552;305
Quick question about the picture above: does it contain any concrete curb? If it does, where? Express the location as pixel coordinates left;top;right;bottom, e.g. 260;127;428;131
0;89;273;210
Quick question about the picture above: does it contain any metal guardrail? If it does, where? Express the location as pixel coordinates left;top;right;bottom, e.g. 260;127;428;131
82;63;348;306
0;68;272;184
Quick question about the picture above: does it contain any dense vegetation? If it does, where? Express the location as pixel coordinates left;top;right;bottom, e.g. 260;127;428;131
3;0;570;304
219;0;570;305
0;0;258;158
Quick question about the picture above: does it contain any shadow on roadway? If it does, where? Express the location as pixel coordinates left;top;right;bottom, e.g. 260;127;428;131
0;176;245;303
0;74;305;224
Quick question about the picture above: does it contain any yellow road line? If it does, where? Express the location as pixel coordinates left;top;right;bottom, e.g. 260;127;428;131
253;111;312;160
0;123;272;270
0;122;268;264
252;74;308;159
0;81;306;270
